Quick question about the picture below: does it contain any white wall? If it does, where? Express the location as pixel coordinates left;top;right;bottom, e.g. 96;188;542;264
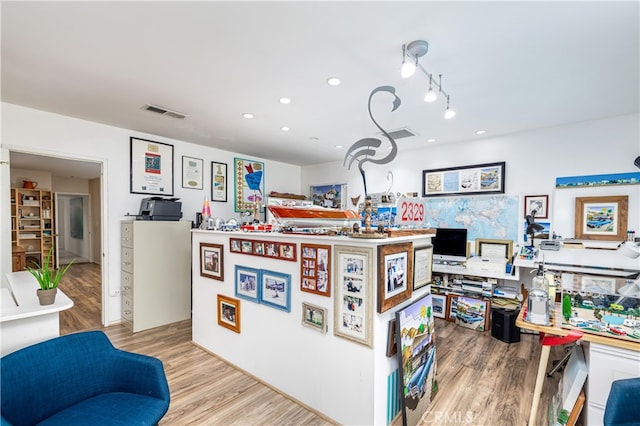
302;114;640;244
1;102;302;324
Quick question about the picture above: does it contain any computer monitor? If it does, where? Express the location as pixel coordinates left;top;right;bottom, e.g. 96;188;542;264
432;228;468;265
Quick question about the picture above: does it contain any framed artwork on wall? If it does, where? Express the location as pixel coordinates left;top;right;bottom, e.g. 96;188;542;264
301;302;327;333
130;137;174;196
182;156;203;190
199;243;224;281
422;161;505;197
217;295;240;334
333;245;373;347
574;195;628;241
300;243;331;297
259;270;291;312
413;245;433;290
524;194;549;219
385;318;397;357
377;242;413;313
234;265;260;303
211;161;227;202
234;157;265;212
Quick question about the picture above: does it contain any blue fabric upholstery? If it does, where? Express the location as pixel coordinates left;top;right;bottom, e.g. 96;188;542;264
1;331;170;426
604;377;640;426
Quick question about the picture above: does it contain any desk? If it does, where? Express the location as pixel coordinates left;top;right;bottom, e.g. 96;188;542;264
516;305;640;426
1;271;73;356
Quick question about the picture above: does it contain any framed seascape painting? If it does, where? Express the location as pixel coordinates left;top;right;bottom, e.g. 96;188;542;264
300;243;331;297
130;137;174;196
574;195;628;241
301;302;327;334
234;157;265;212
333;245;373;347
395;292;437;426
259;270;291;312
199;243;224;281
377;242;413;313
217;295;240;333
234;265;260;303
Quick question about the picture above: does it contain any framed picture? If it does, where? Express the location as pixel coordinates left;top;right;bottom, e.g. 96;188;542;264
556;172;640;189
130;137;174;196
309;183;347;209
475;238;513;261
446;294;459;322
234;265;260;303
234;157;265;212
431;294;448;319
217;294;240;333
229;238;297;262
422;161;505;197
259;270;291;312
199;243;224;281
377;242;413;313
301;302;327;333
395;292;437;426
454;296;490;332
333;245;373;347
211;161;228;202
413;245;433;290
300;244;331;297
574;195;628;241
182;156;203;190
385;318;397;357
524;194;549;218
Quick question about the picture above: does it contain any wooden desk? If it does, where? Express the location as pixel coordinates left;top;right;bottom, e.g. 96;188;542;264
516;305;640;426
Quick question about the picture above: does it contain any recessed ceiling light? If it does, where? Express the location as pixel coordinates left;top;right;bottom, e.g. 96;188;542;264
327;77;341;86
281;126;290;132
335;145;343;149
427;138;436;142
475;129;487;135
242;113;254;119
279;97;291;104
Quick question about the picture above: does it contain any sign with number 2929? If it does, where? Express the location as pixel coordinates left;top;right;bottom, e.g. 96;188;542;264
395;197;427;225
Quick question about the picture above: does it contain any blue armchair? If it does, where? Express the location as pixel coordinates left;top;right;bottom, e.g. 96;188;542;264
1;331;170;426
604;377;640;426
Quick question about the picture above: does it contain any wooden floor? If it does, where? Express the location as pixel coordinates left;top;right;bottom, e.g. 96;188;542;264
59;263;567;425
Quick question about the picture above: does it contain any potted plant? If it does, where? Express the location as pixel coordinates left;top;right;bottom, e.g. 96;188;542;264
26;246;73;305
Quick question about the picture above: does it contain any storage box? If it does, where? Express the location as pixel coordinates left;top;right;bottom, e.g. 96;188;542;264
466;257;507;275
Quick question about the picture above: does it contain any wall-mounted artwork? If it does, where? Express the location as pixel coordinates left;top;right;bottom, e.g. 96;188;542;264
259;270;291;312
217;295;240;334
300;244;331;297
211;161;227;202
422;161;505;197
556;172;640;188
199;243;223;281
234;157;264;212
574;195;628;241
524;194;549;219
377;242;413;313
310;183;347;209
234;265;260;303
182;156;203;190
130;137;174;196
301;302;327;333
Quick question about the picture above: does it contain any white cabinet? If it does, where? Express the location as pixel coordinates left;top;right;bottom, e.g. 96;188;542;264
120;220;192;332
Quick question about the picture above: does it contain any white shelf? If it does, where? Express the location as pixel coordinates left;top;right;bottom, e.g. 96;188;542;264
433;262;520;281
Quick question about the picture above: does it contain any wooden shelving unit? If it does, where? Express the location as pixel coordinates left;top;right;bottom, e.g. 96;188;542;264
10;187;56;270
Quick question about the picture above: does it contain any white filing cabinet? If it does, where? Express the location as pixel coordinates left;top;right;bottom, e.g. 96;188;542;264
121;220;192;332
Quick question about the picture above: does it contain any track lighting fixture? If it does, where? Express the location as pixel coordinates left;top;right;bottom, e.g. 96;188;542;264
400;40;456;119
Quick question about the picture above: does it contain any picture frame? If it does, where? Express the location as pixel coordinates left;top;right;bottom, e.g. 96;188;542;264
395;292;437;426
211;161;228;202
259;270;291;312
300;243;331;297
524;194;549;219
431;294;448;319
229;237;297;262
422;161;505;197
217;294;240;333
556;172;640;189
234;157;265;212
199;243;224;281
182;156;203;190
234;265;260;303
130;137;174;196
385;318;397;357
454;296;490;332
475;238;513;261
333;245;373;347
413;245;433;290
377;242;413;313
446;294;459;322
301;302;327;333
574;195;628;241
309;183;347;209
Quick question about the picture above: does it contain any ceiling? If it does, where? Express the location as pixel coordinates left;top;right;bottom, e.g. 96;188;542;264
2;1;639;176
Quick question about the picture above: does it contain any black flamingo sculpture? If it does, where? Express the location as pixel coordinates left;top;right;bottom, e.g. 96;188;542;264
343;86;401;196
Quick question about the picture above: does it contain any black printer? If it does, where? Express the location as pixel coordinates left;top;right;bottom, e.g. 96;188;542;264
137;197;182;221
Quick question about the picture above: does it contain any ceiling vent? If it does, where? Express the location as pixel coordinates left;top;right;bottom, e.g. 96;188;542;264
142;104;188;119
379;127;417;139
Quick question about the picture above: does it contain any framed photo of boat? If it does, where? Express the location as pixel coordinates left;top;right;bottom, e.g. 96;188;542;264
574;195;628;241
422;161;505;197
377;242;413;313
333;245;373;347
300;243;331;297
